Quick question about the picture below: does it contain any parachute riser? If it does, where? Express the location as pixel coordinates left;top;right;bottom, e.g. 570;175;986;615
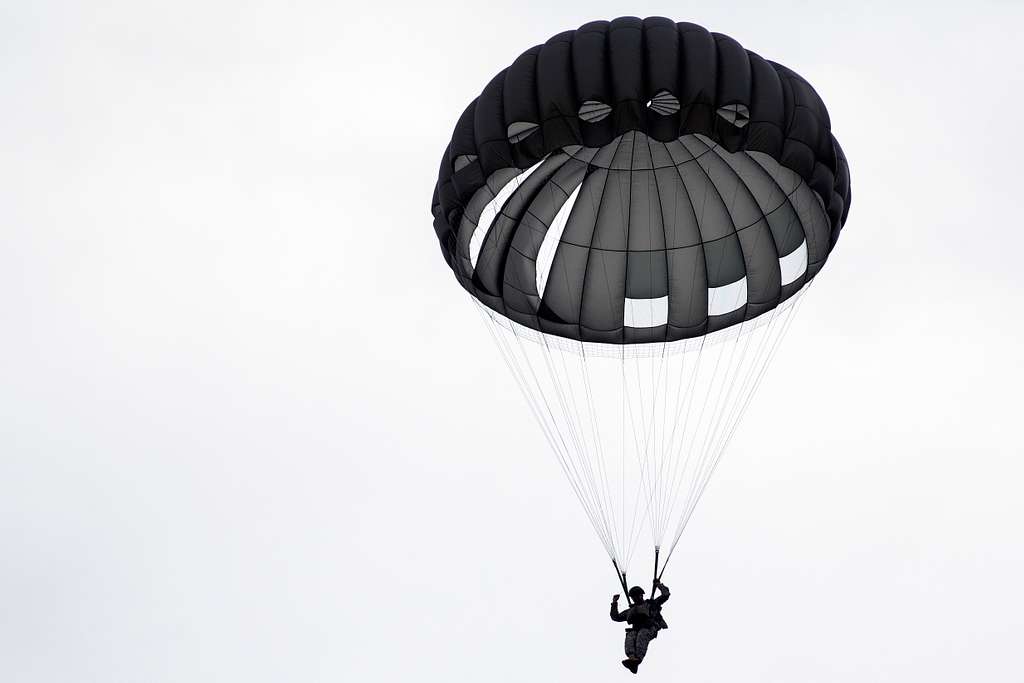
612;559;633;606
651;546;661;595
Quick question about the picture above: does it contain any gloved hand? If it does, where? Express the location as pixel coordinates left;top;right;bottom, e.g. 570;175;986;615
612;594;620;602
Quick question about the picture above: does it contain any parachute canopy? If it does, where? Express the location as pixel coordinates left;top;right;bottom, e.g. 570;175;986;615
431;17;850;343
430;17;851;583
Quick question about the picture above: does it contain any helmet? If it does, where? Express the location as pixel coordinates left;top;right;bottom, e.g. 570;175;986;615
628;586;645;600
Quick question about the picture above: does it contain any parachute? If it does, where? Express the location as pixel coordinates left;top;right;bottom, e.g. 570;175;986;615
430;17;851;591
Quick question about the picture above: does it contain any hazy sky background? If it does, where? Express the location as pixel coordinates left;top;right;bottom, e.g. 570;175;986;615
2;1;1022;681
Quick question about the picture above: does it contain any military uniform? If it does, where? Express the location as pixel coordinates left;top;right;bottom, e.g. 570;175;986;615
610;583;670;666
624;626;657;660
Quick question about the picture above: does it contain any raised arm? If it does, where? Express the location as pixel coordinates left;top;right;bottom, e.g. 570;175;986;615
610;594;628;622
653;581;670;605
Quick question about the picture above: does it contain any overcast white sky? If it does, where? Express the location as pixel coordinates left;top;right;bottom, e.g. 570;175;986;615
2;1;1023;681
